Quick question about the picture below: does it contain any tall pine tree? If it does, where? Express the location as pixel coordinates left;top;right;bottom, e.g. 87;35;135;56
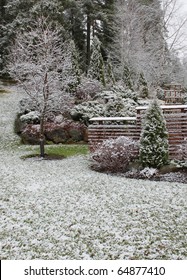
87;36;106;86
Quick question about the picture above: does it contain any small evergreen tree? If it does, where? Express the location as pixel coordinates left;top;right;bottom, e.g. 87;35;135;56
139;100;169;168
68;39;82;90
105;55;115;85
123;65;134;90
87;36;106;86
138;72;149;98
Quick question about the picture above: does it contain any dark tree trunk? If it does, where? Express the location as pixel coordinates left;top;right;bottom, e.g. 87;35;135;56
86;13;91;72
0;0;6;18
39;114;45;158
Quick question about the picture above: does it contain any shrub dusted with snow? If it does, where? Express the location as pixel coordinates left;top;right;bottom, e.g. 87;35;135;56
71;86;138;124
139;100;169;168
90;136;138;172
20;111;40;124
74;77;103;102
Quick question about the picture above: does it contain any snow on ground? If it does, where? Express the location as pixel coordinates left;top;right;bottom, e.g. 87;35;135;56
0;84;187;260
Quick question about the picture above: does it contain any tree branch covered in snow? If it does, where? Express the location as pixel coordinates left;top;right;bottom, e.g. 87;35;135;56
8;16;75;156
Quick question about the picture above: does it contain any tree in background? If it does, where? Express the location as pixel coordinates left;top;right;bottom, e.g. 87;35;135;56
1;0;187;88
123;65;134;90
87;36;106;86
105;55;116;85
137;72;149;98
81;0;116;70
113;0;170;87
139;100;169;168
8;17;73;157
71;39;82;84
0;0;64;73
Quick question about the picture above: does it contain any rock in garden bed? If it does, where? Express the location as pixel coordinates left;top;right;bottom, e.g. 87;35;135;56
18;120;88;144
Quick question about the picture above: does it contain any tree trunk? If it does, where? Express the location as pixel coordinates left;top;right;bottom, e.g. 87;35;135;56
39;115;45;158
86;13;91;72
0;0;6;18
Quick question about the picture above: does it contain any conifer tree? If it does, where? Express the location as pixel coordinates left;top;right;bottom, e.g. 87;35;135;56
139;100;169;168
87;36;106;86
105;55;115;85
69;39;82;89
138;72;149;98
123;65;134;90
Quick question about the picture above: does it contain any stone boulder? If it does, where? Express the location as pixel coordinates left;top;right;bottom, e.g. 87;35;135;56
45;120;87;143
20;120;88;144
44;123;68;144
21;124;41;144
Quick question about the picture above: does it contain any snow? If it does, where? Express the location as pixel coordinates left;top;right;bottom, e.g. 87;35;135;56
90;117;136;121
0;84;187;260
137;104;187;110
139;167;158;179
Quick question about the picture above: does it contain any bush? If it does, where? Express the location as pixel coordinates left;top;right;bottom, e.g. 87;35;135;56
139;100;169;168
74;77;103;102
71;85;138;124
90;136;138;173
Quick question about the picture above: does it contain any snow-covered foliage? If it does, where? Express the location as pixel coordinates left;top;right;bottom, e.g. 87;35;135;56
139;167;158;179
0;84;187;260
8;17;75;118
139;100;169;168
137;72;149;98
122;65;134;90
74;77;103;102
18;98;40;115
71;85;138;123
20;111;40;124
113;0;176;87
90;136;138;173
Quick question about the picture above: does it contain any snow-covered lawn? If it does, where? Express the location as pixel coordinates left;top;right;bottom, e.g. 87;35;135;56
0;84;187;260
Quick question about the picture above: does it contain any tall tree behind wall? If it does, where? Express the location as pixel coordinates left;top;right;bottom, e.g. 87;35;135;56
80;0;116;71
137;0;170;85
113;0;170;86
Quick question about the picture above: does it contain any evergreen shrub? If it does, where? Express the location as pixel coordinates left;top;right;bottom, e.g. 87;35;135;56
139;100;169;168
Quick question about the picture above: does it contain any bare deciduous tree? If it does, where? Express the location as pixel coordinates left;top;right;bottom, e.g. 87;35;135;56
8;16;74;157
162;0;187;53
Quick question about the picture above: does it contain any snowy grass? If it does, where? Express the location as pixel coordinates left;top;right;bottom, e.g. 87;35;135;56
0;84;187;260
21;144;89;159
